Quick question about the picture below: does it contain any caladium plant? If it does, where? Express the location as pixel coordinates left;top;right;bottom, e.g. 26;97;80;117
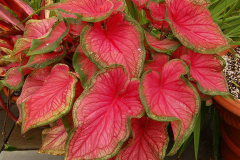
0;0;239;159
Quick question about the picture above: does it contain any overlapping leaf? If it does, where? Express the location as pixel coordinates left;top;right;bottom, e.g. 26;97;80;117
81;12;145;78
66;65;144;160
28;20;69;55
21;64;77;133
140;60;200;154
117;117;169;160
47;0;115;22
165;0;229;53
181;50;228;95
131;0;150;9
143;53;169;74
39;122;68;155
73;45;99;88
145;32;180;54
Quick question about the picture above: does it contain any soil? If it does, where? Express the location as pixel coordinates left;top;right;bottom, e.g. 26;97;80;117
222;47;240;100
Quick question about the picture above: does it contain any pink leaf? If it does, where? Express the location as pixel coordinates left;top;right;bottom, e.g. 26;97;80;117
69;20;86;37
112;0;125;11
182;50;228;95
24;49;67;69
39;123;68;155
66;65;144;159
165;0;229;53
81;12;145;78
117;117;169;160
1;67;31;90
170;46;187;59
190;81;212;100
28;20;69;55
132;0;150;9
145;1;169;29
73;45;99;88
0;4;24;30
17;67;52;124
140;60;200;154
21;64;78;133
143;53;169;74
47;0;114;22
145;32;180;54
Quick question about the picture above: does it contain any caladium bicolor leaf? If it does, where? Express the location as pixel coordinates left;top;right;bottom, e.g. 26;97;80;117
140;60;200;155
17;67;52;124
0;4;24;30
28;20;69;55
73;45;99;88
132;0;150;9
12;17;58;55
181;50;228;95
47;0;114;22
145;1;169;29
24;49;67;69
81;12;145;78
66;65;144;160
117;117;169;160
191;81;212;100
0;37;13;50
69;20;86;37
145;32;180;54
165;0;229;54
170;45;187;59
38;123;68;155
112;0;125;11
21;64;78;133
1;67;31;90
143;53;169;74
23;17;58;39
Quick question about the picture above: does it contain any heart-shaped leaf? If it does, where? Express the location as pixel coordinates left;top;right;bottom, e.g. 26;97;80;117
66;65;144;160
1;67;31;90
47;0;114;22
165;0;229;53
144;53;169;74
181;50;228;95
28;20;69;55
117;117;169;160
145;32;180;54
16;67;52;124
140;60;200;155
21;64;77;133
145;1;169;29
38;122;68;155
81;12;145;78
73;45;99;88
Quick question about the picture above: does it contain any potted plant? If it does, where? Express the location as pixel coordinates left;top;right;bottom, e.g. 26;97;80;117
0;0;239;159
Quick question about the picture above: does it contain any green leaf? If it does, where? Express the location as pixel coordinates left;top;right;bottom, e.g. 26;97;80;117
194;110;201;160
4;145;18;151
178;134;193;158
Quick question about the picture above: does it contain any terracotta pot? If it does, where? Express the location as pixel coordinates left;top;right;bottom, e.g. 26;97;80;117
214;46;240;160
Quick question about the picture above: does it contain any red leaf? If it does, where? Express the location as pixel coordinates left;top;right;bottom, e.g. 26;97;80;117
165;0;229;53
66;65;144;159
0;5;24;30
28;20;69;55
132;0;150;9
47;0;115;22
117;117;169;160
144;53;169;74
24;49;67;69
39;123;68;155
17;67;52;124
81;12;145;78
170;46;187;59
145;1;169;29
69;20;86;37
73;45;99;88
140;60;200;154
182;50;228;95
190;81;212;100
21;64;78;133
145;32;180;54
